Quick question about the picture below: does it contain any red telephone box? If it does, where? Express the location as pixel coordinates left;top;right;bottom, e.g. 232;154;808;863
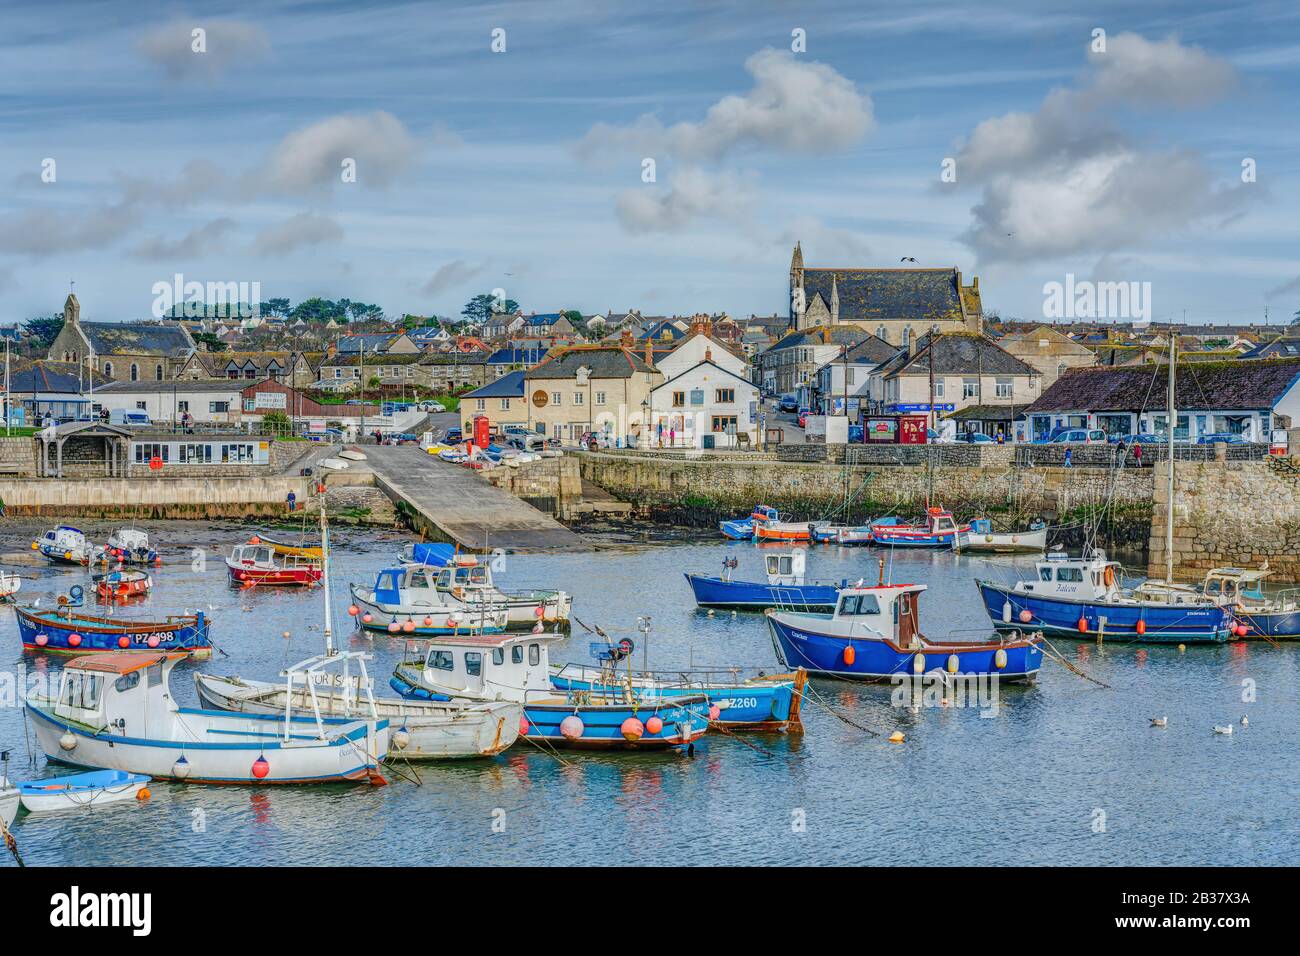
899;416;929;444
473;414;491;448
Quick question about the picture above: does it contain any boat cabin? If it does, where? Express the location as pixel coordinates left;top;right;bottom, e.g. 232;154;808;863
229;543;318;570
109;529;150;552
924;508;959;535
434;564;495;592
1202;568;1269;604
372;565;452;606
832;584;925;648
413;631;563;702
52;653;180;737
751;505;779;523
41;526;87;552
765;549;807;586
1016;550;1121;601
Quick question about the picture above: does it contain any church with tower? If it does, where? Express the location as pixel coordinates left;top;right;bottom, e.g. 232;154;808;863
788;242;984;347
47;292;195;383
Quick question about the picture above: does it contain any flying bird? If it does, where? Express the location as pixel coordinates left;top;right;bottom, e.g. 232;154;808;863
900;257;916;263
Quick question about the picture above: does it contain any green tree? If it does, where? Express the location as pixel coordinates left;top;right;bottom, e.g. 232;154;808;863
462;293;519;323
259;298;291;318
22;314;63;351
562;309;583;325
192;332;228;352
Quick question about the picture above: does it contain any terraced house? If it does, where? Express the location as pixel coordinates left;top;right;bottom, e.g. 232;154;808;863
176;350;319;388
522;345;662;444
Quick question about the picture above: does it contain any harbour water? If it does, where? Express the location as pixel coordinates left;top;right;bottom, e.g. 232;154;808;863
2;521;1295;866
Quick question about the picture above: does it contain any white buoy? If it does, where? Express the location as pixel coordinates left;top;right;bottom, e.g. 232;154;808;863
59;731;77;751
706;609;715;617
1240;715;1248;727
945;654;959;674
994;648;1008;670
1001;600;1012;624
392;727;410;750
912;653;925;674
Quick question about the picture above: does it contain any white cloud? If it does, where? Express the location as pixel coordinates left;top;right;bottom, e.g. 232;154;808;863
130;218;236;260
260;111;418;195
776;216;873;263
1088;33;1237;107
254;213;343;255
615;168;755;233
580;48;873;163
421;260;483;295
0;204;139;257
137;19;270;81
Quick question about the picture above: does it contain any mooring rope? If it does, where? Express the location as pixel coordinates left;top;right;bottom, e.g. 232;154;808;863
1037;636;1111;688
0;813;23;867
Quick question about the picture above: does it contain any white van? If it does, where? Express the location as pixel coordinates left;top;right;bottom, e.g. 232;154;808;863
109;410;152;427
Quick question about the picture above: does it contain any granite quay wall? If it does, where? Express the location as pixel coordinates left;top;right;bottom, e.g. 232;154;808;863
577;451;1154;550
0;476;315;519
1148;458;1300;580
484;457;583;518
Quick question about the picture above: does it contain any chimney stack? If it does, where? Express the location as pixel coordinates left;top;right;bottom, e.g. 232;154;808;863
644;337;654;368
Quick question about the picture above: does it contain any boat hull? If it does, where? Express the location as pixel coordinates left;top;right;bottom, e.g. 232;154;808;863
227;562;321;587
16;606;212;658
17;770;150;813
549;667;801;730
685;572;840;611
1236;608;1300;640
194;674;521;759
350;584;507;635
957;529;1048;554
976;580;1236;643
0;780;17;827
766;611;1043;681
719;519;754;540
25;701;387;785
871;528;964;548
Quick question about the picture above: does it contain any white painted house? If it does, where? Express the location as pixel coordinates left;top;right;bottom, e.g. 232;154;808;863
91;379;244;425
655;331;749;381
650;360;759;449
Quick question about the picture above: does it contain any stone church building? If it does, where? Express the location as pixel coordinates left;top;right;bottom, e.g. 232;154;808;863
48;293;195;383
788;242;984;347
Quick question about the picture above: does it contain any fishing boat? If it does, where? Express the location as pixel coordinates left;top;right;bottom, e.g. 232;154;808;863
400;543;571;627
33;525;93;565
248;532;323;560
685;549;846;611
226;542;322;587
0;570;21;601
870;508;967;548
718;505;778;540
955;518;1049;555
976;550;1238;644
15;598;212;658
550;660;805;731
768;582;1044;681
0;775;17;828
833;516;905;545
350;564;509;635
99;528;159;566
755;518;832;542
24;652;389;785
389;632;709;750
16;770;151;813
1137;567;1300;640
92;568;152;601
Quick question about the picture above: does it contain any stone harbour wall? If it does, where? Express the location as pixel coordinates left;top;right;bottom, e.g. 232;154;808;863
1148;459;1300;580
484;456;583;517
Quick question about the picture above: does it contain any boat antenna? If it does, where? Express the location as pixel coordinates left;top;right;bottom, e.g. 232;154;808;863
319;487;334;656
1164;327;1176;584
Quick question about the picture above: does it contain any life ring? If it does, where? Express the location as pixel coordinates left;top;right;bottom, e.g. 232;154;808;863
1103;566;1115;588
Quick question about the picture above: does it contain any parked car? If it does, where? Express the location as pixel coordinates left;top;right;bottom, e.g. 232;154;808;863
1038;428;1108;444
959;431;995;443
1196;432;1246;444
444;427;462;443
108;410;152;427
419;401;446;413
1111;433;1168;446
778;394;799;413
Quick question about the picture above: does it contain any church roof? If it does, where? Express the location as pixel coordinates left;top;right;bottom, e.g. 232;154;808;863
800;267;972;326
80;321;192;358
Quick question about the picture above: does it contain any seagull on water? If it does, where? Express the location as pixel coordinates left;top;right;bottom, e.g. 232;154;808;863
1213;724;1233;735
1150;716;1167;727
1240;715;1249;727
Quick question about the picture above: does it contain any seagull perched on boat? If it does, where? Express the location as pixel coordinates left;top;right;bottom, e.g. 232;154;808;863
1213;724;1233;735
1150;716;1167;727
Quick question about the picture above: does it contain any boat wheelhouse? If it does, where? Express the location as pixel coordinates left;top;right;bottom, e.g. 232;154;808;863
92;568;152;601
34;526;92;565
226;543;322;587
1137;567;1300;640
976;550;1238;643
399;543;571;627
685;548;845;611
350;565;508;635
101;528;159;566
870;508;967;548
24;652;389;785
767;582;1044;681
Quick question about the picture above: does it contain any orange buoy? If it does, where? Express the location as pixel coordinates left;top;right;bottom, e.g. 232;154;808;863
1136;619;1147;636
646;715;663;734
620;717;645;741
1077;617;1088;634
136;787;151;801
843;644;856;666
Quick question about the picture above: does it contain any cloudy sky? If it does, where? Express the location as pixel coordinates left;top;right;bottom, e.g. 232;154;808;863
1;0;1297;326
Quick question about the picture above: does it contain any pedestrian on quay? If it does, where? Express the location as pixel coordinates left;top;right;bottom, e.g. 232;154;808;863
1064;447;1073;468
1134;443;1143;468
669;426;676;447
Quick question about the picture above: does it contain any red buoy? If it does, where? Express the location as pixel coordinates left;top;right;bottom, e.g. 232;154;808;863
518;716;530;736
1019;609;1033;623
1077;617;1088;634
252;756;270;779
646;715;663;734
348;605;360;616
708;704;721;721
620;717;645;741
843;644;856;666
1136;619;1147;636
118;636;130;649
1236;624;1249;637
68;633;82;647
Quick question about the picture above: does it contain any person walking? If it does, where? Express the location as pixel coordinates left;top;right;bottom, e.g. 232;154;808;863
1064;447;1073;468
1134;442;1143;468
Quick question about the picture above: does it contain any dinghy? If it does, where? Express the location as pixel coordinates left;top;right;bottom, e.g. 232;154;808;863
0;570;21;601
0;776;17;828
338;449;367;462
92;569;152;601
16;770;150;813
685;549;844;611
226;543;322;587
755;518;831;542
16;601;212;657
956;518;1048;555
25;652;389;785
768;582;1044;681
33;525;93;565
350;564;509;635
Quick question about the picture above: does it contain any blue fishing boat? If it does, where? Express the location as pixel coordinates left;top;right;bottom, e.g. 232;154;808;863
719;517;754;540
976;550;1238;644
15;598;212;658
870;508;968;548
1134;567;1299;640
550;662;805;731
685;549;847;611
17;769;151;813
767;582;1044;681
388;631;709;750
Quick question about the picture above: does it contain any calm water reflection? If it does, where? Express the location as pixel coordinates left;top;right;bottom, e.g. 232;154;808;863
2;521;1294;866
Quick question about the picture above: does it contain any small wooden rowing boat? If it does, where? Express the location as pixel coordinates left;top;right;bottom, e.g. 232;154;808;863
17;770;151;813
93;569;152;601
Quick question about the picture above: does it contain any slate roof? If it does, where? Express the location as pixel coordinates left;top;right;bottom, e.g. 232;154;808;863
1241;335;1300;359
336;333;399;353
875;333;1035;379
1025;358;1300;414
190;351;295;374
96;378;242;395
636;320;687;342
525;346;655;380
487;347;549;366
8;361;110;393
842;333;900;365
801;268;971;325
421;352;488;366
463;370;527;399
769;326;868;352
321;352;424;367
652;360;756;392
80;321;192;358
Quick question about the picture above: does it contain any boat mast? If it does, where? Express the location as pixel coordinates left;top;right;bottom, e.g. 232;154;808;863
1165;329;1176;583
320;489;335;657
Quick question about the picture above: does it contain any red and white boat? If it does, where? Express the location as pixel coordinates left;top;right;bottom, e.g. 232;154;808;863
92;569;152;601
226;543;323;587
870;508;968;549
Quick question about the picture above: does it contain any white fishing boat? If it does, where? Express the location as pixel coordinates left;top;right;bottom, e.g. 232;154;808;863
0;777;18;828
400;543;572;627
0;570;21;601
100;528;159;565
33;525;93;565
319;457;350;470
16;769;151;813
195;673;522;759
349;564;509;635
338;449;367;462
956;518;1049;554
